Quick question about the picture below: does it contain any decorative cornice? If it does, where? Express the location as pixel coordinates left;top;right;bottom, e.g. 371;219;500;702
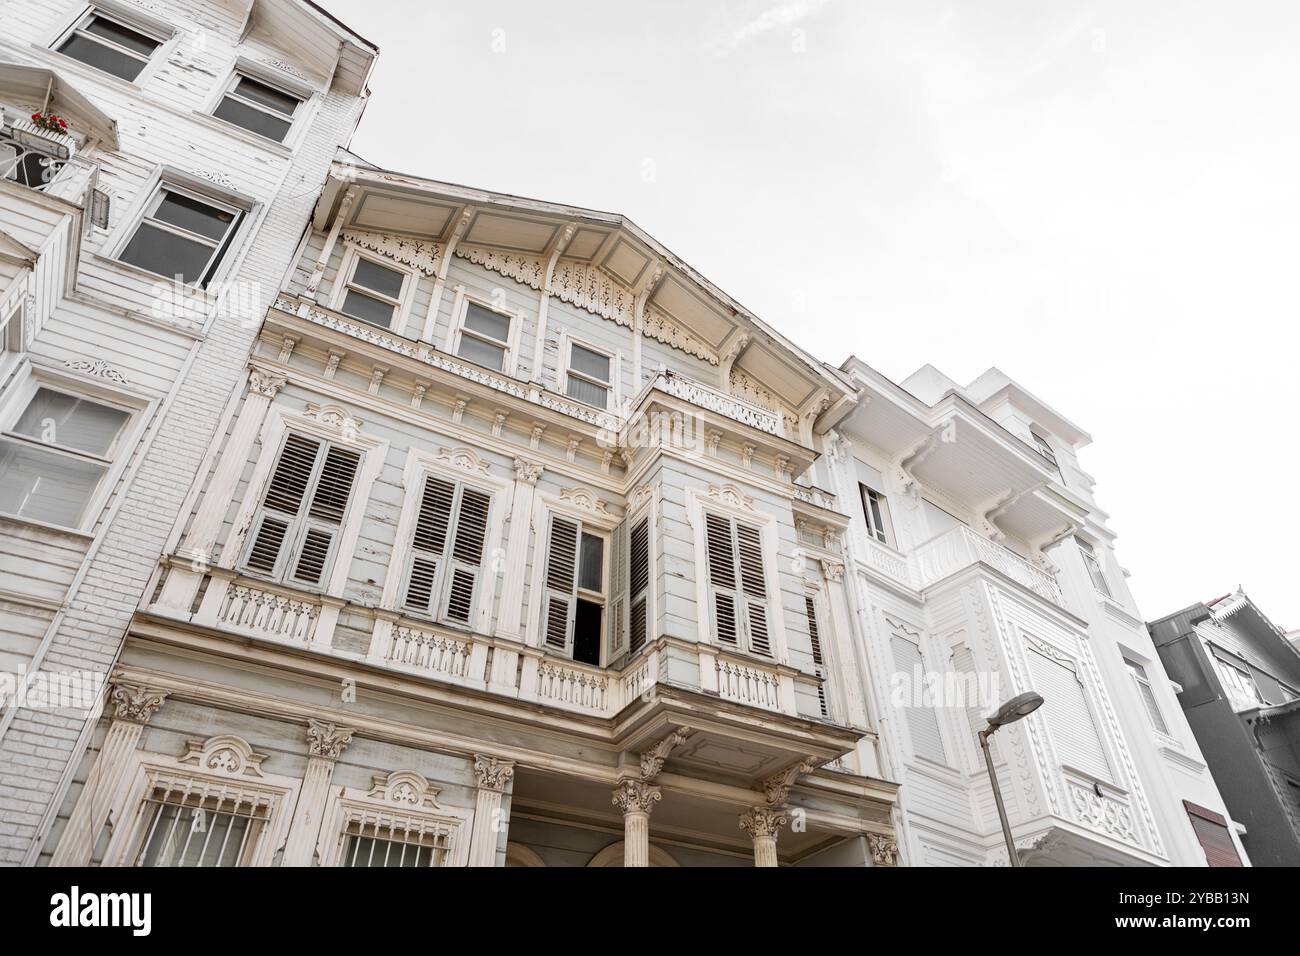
559;486;613;516
549;259;635;327
706;482;754;511
473;754;516;792
179;734;268;778
306;719;354;761
343;229;442;276
365;770;442;807
435;446;491;475
611;777;662;816
64;358;129;385
739;805;788;840
640;727;691;781
455;244;546;290
644;307;718;364
109;682;167;724
303;402;363;435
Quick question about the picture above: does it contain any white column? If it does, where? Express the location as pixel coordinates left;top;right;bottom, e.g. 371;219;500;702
304;188;356;298
820;559;869;729
50;683;168;866
280;720;354;867
611;778;661;867
468;755;515;867
739;806;788;867
155;369;285;612
496;458;543;641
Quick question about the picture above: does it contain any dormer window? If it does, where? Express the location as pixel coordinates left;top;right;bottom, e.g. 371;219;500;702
213;73;303;143
56;10;163;82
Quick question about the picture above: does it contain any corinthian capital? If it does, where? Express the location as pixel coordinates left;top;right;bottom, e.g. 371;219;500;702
611;777;661;817
248;369;286;399
514;458;544;485
473;754;516;792
306;719;354;761
109;682;168;725
867;832;899;866
739;806;789;840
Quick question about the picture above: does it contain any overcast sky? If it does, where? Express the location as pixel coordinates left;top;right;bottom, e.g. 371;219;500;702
325;0;1300;629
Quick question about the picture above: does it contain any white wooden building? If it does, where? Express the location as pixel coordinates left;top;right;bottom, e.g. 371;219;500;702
0;0;376;864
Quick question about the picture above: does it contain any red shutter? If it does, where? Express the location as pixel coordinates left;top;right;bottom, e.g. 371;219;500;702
1184;801;1243;867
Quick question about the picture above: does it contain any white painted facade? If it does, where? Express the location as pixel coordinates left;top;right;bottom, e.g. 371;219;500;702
817;361;1248;865
0;0;376;864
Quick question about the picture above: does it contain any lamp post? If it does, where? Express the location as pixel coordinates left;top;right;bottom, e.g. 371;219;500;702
978;691;1044;867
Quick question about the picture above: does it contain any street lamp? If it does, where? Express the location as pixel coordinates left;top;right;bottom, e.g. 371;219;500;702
979;691;1044;867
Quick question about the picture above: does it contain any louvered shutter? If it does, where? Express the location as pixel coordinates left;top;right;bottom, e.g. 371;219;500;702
444;487;490;623
951;643;998;762
804;595;829;717
607;519;628;660
736;522;771;657
246;433;322;575
543;517;578;652
705;513;740;647
892;633;947;764
628;516;650;655
1027;648;1112;782
403;476;455;615
1185;801;1243;867
291;444;361;586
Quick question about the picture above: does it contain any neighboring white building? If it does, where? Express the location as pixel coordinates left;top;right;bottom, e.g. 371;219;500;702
816;361;1247;865
0;0;376;864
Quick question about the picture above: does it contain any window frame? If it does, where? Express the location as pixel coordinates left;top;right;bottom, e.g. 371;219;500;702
51;5;171;85
858;482;893;546
0;365;143;532
1124;656;1170;736
1211;649;1264;707
538;510;610;666
1030;427;1060;475
238;430;365;590
1075;536;1112;598
329;245;414;332
110;178;248;289
208;68;307;145
382;447;507;636
686;485;786;664
99;734;298;868
223;404;387;596
447;290;520;376
319;770;470;868
560;334;618;411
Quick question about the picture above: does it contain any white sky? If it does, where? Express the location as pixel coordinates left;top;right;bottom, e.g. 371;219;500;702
325;0;1300;629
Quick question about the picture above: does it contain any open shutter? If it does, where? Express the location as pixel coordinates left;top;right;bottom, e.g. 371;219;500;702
246;433;321;576
705;513;739;647
805;595;829;717
607;519;628;660
628;516;650;655
736;522;770;657
543;517;578;651
951;643;999;762
292;444;360;585
444;487;490;624
403;476;455;614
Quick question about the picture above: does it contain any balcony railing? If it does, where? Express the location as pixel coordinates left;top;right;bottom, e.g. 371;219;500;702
176;572;802;721
914;526;1065;605
641;369;785;437
857;525;1066;608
